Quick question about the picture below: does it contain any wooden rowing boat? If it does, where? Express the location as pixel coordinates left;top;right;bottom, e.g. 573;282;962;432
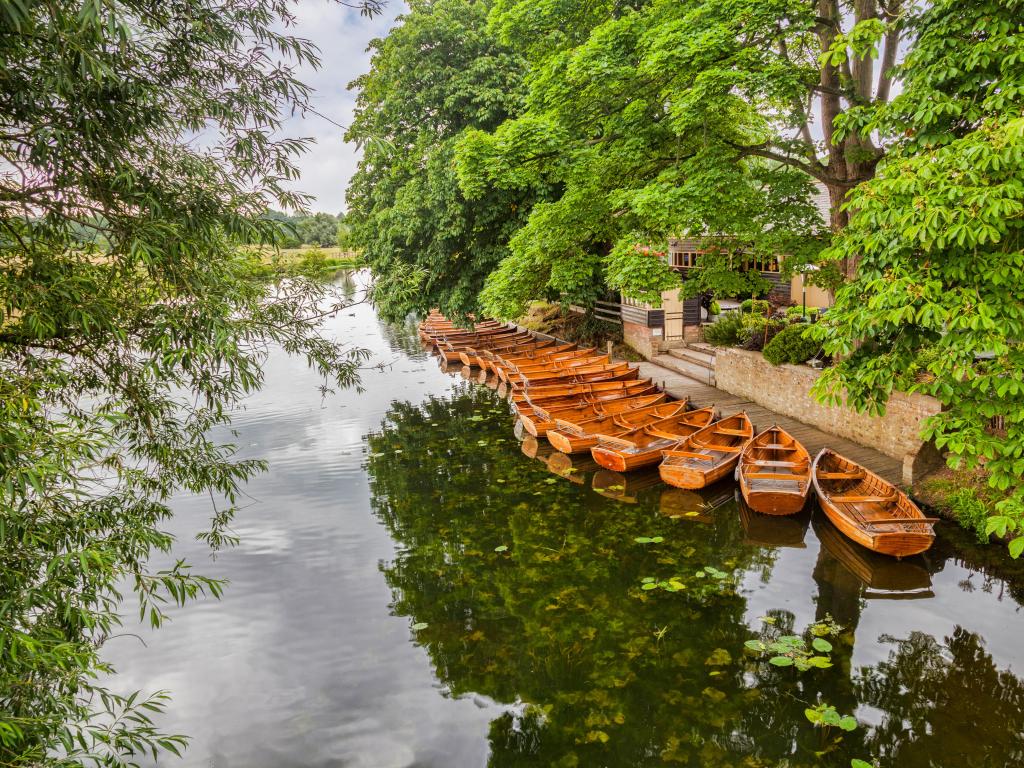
512;377;652;404
438;332;530;364
496;347;599;382
483;341;576;372
519;392;666;438
547;400;689;454
514;381;657;416
498;352;607;383
591;406;717;472
459;336;553;367
473;339;560;370
432;327;521;350
811;449;937;557
421;320;506;342
737;426;812;515
513;354;612;381
510;362;636;391
659;412;754;489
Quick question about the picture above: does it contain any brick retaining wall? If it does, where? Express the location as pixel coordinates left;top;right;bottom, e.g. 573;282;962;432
715;348;944;483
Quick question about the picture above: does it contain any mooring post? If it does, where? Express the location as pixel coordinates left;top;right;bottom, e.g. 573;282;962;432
607;340;614;358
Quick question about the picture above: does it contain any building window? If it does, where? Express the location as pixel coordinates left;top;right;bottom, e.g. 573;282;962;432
670;251;700;269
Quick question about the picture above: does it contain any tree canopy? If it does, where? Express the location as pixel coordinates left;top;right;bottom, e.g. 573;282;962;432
0;0;379;762
811;0;1024;550
350;0;1024;555
345;0;536;321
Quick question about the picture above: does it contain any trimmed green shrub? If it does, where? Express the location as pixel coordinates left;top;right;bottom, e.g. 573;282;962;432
709;300;721;316
762;324;820;365
740;298;771;314
703;312;744;347
785;305;820;319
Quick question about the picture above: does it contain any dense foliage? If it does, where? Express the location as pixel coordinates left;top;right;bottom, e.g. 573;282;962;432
811;0;1024;554
0;0;379;762
763;324;822;366
345;0;535;321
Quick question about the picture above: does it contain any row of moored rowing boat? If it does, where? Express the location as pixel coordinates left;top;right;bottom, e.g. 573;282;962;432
419;312;937;557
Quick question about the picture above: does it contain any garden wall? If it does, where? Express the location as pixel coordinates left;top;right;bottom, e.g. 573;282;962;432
715;348;944;484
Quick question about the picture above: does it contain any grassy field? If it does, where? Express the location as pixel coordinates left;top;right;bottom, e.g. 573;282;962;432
254;246;364;270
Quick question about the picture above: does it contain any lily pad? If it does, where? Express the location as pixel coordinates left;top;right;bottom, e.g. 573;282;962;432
411;622;428;631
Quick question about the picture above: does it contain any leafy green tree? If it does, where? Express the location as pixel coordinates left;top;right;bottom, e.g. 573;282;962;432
810;0;1024;556
454;0;920;315
299;212;341;247
345;0;536;321
0;0;379;762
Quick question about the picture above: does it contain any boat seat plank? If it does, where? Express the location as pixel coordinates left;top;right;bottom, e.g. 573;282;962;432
751;460;804;467
761;444;799;450
745;472;803;480
830;494;896;503
697;443;743;452
861;516;940;526
716;428;751;436
817;471;866;480
664;450;714;461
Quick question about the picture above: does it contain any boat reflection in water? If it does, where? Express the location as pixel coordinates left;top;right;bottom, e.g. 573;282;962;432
738;493;810;548
546;450;599;485
813;513;933;598
658;484;733;524
591;468;662;504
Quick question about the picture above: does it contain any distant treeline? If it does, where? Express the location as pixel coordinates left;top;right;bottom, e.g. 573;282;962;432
263;210;352;249
59;210;353;251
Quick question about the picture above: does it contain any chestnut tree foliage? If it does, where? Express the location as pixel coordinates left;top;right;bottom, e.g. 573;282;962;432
812;0;1024;554
0;0;380;763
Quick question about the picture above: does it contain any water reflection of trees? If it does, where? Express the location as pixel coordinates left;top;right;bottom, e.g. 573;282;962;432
365;386;1024;768
858;628;1024;766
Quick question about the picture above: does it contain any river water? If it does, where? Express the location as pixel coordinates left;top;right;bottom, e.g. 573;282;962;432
105;272;1024;768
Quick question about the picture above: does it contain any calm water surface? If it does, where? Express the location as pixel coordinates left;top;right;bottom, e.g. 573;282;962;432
106;273;1024;767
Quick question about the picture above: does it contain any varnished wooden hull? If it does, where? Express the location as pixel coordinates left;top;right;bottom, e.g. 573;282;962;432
658;461;737;489
548;401;688;455
495;347;595;382
738;426;811;516
510;363;636;391
812;449;936;557
590;407;716;472
522;392;665;438
658;412;754;489
512;378;651;404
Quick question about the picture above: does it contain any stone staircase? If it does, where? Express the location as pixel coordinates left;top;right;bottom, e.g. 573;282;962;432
652;343;718;386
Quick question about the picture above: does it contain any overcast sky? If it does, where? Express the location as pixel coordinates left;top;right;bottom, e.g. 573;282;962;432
281;1;408;215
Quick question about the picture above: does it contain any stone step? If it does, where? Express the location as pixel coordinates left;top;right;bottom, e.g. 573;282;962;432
652;354;716;387
668;347;716;369
687;341;718;357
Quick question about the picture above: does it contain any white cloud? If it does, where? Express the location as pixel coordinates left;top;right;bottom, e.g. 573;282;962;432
279;1;408;214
